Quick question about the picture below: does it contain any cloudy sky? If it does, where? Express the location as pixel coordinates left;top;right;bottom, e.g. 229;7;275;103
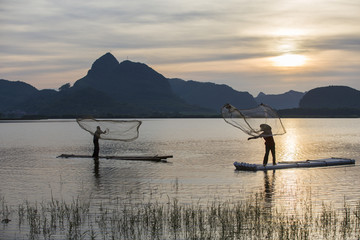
1;0;359;95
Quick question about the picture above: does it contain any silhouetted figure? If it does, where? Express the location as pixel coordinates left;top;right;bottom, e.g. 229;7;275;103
92;126;105;158
264;170;275;202
93;157;100;178
262;170;276;213
248;124;276;166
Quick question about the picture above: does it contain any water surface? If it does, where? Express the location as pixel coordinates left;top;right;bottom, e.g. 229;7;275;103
0;118;359;235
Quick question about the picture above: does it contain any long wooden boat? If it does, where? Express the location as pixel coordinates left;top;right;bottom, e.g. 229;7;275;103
57;154;173;162
234;158;355;171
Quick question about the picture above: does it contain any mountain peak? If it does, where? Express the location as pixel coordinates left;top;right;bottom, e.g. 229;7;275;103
257;92;266;97
90;52;119;74
119;60;151;71
255;90;305;109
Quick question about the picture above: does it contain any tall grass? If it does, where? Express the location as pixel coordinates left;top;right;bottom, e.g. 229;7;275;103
1;192;360;239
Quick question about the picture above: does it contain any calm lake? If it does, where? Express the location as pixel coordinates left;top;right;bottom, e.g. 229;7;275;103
1;118;359;238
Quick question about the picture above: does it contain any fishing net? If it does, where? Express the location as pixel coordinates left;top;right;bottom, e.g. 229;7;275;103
221;103;286;137
76;118;142;141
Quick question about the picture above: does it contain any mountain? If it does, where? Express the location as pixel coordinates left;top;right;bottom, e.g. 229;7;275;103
279;85;360;117
255;90;305;109
1;53;217;117
2;53;360;118
73;53;175;105
168;78;257;111
299;86;360;109
0;79;38;112
73;53;208;114
13;87;142;117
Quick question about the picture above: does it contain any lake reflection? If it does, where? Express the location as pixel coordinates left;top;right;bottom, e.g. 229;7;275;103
0;118;359;214
263;170;276;205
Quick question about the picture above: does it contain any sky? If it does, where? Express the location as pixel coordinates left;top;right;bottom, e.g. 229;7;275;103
1;0;360;96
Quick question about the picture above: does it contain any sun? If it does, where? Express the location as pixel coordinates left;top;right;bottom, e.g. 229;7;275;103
271;54;307;67
268;28;309;67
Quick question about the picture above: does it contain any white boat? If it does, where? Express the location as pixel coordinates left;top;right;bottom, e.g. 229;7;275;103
234;158;355;171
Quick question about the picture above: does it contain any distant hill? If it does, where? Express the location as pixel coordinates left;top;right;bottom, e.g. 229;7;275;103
72;53;209;115
299;86;360;109
13;87;143;117
0;79;38;112
255;90;305;109
1;53;360;118
168;78;257;111
74;53;173;105
0;53;222;118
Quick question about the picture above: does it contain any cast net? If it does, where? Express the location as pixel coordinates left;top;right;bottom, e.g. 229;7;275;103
76;118;142;141
221;103;286;137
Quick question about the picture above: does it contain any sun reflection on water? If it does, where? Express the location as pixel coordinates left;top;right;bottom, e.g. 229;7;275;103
282;132;298;161
273;168;315;215
279;121;304;162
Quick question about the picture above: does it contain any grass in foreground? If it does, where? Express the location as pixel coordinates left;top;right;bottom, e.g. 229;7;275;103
1;193;360;240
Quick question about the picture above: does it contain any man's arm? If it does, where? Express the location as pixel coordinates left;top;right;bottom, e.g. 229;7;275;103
248;136;259;140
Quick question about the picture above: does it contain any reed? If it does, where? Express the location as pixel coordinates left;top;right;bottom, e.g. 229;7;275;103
1;193;360;239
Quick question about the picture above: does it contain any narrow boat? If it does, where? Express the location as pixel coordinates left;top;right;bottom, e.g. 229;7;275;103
57;154;173;162
234;158;355;171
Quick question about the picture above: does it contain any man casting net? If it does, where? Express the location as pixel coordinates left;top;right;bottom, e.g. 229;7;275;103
76;118;142;141
221;103;286;137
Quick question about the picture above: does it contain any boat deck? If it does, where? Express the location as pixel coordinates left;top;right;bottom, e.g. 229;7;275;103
234;158;355;171
57;154;173;162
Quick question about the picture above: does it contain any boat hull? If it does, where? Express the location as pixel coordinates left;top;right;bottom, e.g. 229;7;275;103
234;158;355;171
57;154;173;162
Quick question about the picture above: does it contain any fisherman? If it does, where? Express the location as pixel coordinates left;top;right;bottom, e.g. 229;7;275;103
92;126;105;158
247;124;276;167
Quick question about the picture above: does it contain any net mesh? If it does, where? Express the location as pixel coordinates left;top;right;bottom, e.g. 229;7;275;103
76;118;142;141
221;103;286;137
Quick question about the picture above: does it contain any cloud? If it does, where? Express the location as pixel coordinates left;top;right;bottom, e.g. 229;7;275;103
0;0;359;94
304;35;360;53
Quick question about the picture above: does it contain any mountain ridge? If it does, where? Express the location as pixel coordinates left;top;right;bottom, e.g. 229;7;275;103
1;52;359;118
168;78;257;112
255;90;305;109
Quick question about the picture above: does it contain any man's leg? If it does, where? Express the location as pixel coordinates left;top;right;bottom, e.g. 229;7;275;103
263;146;270;166
271;145;276;165
93;139;99;157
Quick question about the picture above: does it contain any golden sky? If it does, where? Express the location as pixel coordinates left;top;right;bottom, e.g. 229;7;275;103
1;0;359;95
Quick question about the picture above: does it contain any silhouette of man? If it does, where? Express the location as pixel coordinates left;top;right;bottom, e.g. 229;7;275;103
92;126;105;158
248;124;276;167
